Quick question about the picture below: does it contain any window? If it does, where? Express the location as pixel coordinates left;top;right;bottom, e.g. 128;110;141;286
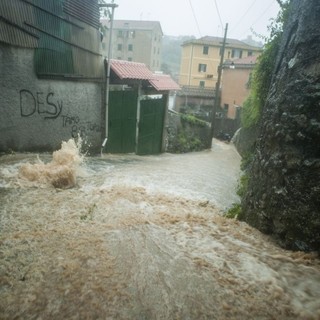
117;43;122;51
198;63;207;72
199;81;205;88
128;44;133;51
203;45;209;55
117;30;123;37
128;57;132;61
231;49;243;59
248;51;253;57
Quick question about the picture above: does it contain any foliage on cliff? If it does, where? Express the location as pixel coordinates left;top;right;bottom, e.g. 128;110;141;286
241;1;290;130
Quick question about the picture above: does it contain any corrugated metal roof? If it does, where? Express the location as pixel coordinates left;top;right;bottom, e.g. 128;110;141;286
0;16;39;48
63;0;100;29
149;74;180;91
0;0;40;48
110;60;155;80
1;0;102;79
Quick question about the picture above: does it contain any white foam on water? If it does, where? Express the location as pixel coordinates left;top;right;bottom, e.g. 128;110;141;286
0;141;319;319
17;138;84;189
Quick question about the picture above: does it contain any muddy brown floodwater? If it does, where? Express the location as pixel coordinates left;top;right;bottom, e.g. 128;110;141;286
0;139;319;319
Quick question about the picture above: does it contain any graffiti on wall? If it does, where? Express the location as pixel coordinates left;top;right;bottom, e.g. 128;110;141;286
20;89;62;119
62;115;101;138
19;89;102;137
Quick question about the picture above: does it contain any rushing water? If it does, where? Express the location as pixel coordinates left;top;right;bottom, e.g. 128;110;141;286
0;139;319;319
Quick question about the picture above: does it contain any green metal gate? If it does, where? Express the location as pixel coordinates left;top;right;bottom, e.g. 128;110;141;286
137;97;166;155
107;90;138;153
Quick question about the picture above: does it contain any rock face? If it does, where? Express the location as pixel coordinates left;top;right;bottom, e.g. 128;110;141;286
241;0;320;252
232;126;259;158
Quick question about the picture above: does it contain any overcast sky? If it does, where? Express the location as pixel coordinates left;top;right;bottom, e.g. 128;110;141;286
112;0;281;41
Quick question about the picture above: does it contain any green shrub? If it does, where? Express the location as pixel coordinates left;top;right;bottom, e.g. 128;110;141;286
181;114;207;127
241;1;289;130
225;203;242;219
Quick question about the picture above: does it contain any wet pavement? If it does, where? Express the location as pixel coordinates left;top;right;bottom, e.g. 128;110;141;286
0;139;319;319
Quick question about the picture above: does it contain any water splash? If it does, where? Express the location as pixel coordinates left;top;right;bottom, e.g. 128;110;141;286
18;138;84;189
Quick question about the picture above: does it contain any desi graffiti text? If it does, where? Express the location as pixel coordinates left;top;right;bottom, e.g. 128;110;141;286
20;89;62;119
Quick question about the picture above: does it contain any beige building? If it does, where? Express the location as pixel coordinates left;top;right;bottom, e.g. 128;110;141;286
101;20;163;72
179;36;262;89
221;56;258;119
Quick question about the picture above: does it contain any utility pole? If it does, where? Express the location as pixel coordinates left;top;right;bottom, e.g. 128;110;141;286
100;2;118;154
211;23;228;139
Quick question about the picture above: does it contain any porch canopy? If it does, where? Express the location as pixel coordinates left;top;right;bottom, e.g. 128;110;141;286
109;60;180;92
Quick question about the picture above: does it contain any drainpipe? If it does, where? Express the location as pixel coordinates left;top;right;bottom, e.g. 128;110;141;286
100;3;118;155
135;81;142;153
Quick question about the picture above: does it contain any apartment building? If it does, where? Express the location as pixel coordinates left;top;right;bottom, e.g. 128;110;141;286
179;36;262;89
101;20;163;72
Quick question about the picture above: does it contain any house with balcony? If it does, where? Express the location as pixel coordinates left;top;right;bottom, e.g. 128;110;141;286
101;20;163;72
179;36;262;90
175;36;262;119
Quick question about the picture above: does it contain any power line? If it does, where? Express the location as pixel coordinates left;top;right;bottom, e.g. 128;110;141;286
230;0;258;33
188;0;202;37
244;0;277;39
251;0;277;26
212;0;224;32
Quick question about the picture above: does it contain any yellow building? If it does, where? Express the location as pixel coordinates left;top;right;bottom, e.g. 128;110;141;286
179;36;262;89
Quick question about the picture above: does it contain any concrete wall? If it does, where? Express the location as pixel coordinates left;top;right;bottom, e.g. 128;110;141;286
166;111;211;153
0;45;103;153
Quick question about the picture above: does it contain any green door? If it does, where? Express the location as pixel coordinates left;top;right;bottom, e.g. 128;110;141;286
107;90;138;153
137;97;166;155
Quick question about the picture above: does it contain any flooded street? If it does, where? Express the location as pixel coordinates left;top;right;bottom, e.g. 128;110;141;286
0;139;319;319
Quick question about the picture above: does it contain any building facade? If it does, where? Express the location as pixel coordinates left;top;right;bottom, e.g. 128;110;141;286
0;0;104;153
221;56;258;119
179;36;262;89
101;20;163;72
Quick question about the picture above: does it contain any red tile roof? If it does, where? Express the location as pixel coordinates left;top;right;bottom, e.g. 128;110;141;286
149;74;180;91
110;60;155;80
110;60;180;91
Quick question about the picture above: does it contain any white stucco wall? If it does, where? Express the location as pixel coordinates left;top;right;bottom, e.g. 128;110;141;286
0;45;103;153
